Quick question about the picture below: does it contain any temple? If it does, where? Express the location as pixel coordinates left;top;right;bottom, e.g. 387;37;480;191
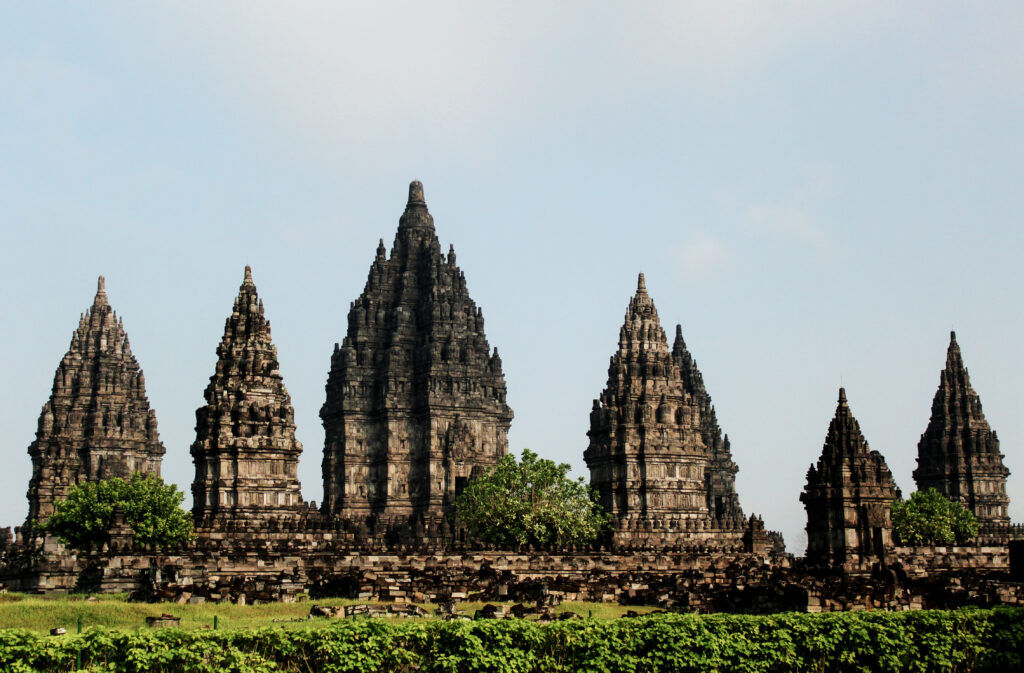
2;185;1021;606
672;324;743;522
802;388;900;570
26;276;165;526
190;266;305;527
913;332;1010;524
584;274;745;547
320;181;513;543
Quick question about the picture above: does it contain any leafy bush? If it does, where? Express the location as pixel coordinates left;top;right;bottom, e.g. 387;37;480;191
454;449;610;548
0;609;1020;672
39;474;195;550
892;488;979;545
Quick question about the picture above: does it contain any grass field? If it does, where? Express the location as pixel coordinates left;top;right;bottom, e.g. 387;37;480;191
0;593;656;633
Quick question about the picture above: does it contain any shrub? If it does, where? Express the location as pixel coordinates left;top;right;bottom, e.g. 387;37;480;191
892;488;979;546
39;474;194;550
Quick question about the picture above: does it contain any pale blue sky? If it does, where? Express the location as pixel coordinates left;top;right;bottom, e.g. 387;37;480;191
2;3;1022;551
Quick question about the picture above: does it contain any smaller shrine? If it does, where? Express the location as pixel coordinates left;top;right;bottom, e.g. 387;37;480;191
190;266;305;527
802;388;901;570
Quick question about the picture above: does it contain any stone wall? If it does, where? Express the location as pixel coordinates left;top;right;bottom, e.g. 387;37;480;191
4;538;1022;614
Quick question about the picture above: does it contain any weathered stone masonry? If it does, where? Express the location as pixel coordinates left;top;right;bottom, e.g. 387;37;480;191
26;276;165;527
320;181;513;543
802;388;901;571
190;266;305;527
4;183;1023;610
914;331;1011;524
585;274;745;547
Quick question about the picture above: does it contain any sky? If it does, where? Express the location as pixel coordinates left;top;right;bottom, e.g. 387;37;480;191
2;3;1022;553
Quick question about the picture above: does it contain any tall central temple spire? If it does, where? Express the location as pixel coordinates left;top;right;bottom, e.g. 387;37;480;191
321;181;513;544
26;276;165;526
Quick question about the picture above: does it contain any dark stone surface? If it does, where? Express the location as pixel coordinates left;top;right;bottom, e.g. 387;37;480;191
26;276;165;527
914;331;1011;524
584;274;746;547
320;181;513;543
801;388;900;571
190;266;305;526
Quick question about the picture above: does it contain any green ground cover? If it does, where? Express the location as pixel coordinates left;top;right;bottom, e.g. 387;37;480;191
0;607;1019;673
0;593;653;633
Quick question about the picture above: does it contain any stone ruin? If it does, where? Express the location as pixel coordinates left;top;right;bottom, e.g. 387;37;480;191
190;266;305;527
914;331;1011;524
320;181;513;545
2;181;1021;613
801;388;901;571
25;276;165;528
584;274;746;547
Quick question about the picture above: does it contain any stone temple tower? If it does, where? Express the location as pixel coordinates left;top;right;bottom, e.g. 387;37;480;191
321;181;513;543
26;276;165;525
671;324;743;523
801;388;900;570
191;267;304;527
913;331;1010;524
585;274;744;547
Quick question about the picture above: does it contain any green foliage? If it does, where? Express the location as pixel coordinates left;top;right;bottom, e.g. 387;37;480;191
892;488;979;546
454;449;610;548
39;474;195;550
0;609;1020;672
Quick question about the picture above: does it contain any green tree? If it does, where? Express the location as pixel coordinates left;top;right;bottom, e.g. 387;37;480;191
39;474;195;550
891;488;979;545
454;449;610;548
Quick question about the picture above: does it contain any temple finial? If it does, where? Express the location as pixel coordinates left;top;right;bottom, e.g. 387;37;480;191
95;275;108;306
408;180;426;206
950;330;957;344
637;273;647;293
838;387;847;405
243;265;254;285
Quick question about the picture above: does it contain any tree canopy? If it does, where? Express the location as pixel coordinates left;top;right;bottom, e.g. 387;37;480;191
39;473;195;550
454;449;610;548
891;488;978;546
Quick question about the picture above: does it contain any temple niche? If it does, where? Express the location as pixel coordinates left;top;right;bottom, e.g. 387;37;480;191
802;388;900;571
584;274;745;547
320;181;513;543
190;267;305;527
913;332;1010;525
26;276;165;527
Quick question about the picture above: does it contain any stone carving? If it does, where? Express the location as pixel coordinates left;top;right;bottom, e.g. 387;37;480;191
26;276;165;526
584;274;744;546
190;266;304;526
802;388;900;570
913;331;1010;524
672;324;744;523
320;181;513;542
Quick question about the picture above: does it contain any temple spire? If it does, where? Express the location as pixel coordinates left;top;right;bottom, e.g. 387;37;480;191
914;331;1009;523
408;180;426;206
586;275;744;547
802;387;899;569
27;277;165;526
94;275;108;307
191;266;303;526
321;181;511;542
398;180;435;230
